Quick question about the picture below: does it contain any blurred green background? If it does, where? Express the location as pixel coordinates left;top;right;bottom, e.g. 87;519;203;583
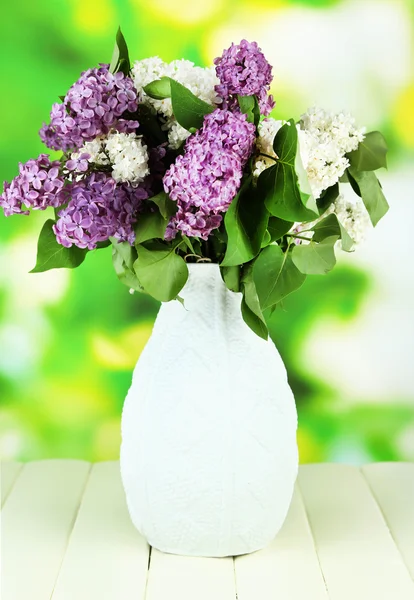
0;0;413;464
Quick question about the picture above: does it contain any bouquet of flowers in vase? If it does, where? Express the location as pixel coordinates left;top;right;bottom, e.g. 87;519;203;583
0;29;389;339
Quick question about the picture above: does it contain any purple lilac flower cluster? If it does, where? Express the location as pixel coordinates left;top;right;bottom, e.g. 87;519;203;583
40;65;139;151
163;109;256;240
1;38;278;255
0;154;69;216
214;40;275;116
54;173;148;250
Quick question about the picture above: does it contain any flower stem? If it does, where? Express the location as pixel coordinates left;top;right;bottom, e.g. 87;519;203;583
286;234;313;241
259;152;278;162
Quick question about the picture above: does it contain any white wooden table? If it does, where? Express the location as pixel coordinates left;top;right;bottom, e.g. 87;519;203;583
1;461;413;600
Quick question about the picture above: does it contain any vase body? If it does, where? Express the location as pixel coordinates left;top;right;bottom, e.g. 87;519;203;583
120;263;298;557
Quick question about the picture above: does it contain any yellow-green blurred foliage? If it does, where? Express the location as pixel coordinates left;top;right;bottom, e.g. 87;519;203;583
1;0;413;463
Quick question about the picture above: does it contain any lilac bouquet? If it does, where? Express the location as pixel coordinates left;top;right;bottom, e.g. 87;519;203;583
0;30;389;339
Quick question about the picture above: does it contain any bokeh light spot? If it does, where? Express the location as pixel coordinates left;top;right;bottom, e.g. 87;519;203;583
71;0;115;35
392;84;414;148
131;0;224;25
91;322;154;370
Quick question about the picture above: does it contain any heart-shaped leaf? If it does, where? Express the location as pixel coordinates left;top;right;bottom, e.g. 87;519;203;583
148;191;177;219
312;213;354;252
134;241;188;302
253;244;306;310
292;236;337;275
347;169;389;226
169;78;215;131
267;217;293;242
221;178;269;267
258;120;318;222
347;131;388;171
31;220;88;273
134;211;168;244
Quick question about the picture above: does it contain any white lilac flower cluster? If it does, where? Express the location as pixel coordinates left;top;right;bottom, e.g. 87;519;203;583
72;132;149;185
253;109;369;246
298;107;366;199
132;58;221;149
254;109;365;199
329;193;372;246
292;191;372;249
253;118;284;178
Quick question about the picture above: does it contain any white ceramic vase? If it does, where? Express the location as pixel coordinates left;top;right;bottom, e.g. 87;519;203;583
120;263;298;557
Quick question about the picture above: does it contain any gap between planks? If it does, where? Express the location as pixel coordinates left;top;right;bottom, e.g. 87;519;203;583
297;463;414;600
361;462;414;581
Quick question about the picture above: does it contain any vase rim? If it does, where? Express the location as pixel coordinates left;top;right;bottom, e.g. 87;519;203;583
187;262;220;270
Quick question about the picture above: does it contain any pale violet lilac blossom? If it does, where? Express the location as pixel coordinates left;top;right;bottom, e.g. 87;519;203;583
163;109;256;239
54;173;147;250
214;40;275;116
66;153;90;172
40;65;139;151
0;154;69;216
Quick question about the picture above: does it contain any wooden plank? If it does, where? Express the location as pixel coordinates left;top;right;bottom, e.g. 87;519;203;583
51;461;150;600
298;464;414;600
235;484;328;600
145;549;236;600
362;462;414;580
1;459;91;600
1;461;23;507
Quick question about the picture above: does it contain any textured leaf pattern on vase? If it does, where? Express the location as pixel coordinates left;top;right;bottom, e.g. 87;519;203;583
120;263;298;557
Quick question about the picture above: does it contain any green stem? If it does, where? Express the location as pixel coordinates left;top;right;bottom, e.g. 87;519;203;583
286;234;313;242
259;152;277;162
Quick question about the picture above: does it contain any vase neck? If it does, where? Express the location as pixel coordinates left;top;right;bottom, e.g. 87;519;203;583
177;263;241;315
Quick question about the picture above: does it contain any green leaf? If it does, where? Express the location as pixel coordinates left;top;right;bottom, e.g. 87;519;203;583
135;211;168;244
30;220;87;273
258;120;318;222
312;213;354;252
109;27;131;76
148;191;177;219
261;230;271;248
347;131;388;171
347;169;389;226
220;265;241;293
143;77;171;100
292;236;337;275
316;183;340;214
112;246;143;292
134;241;188;302
182;235;196;254
253;244;306;310
267;217;293;242
144;77;214;131
241;264;268;340
169;78;215;131
221;178;269;267
95;240;112;249
237;95;260;127
110;237;137;270
137;105;168;145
